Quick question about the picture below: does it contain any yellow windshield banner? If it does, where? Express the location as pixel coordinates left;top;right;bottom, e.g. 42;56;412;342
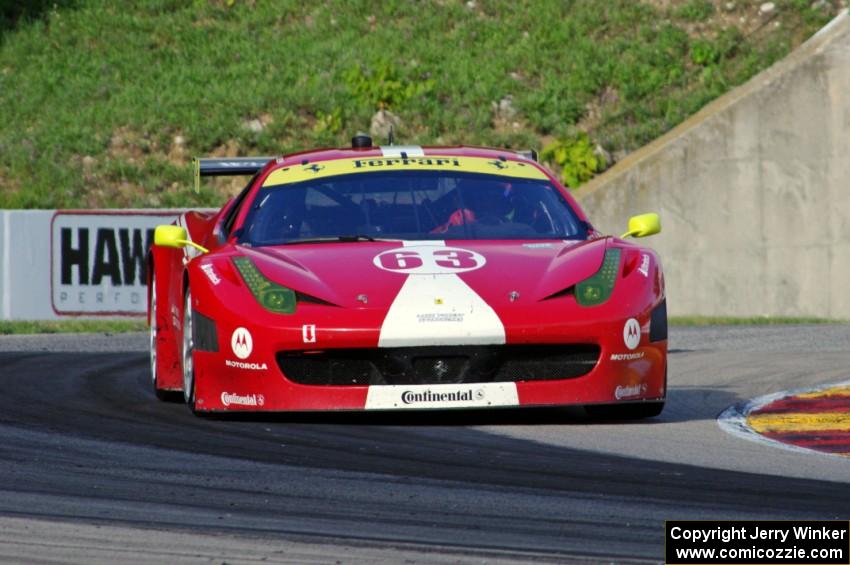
262;156;548;186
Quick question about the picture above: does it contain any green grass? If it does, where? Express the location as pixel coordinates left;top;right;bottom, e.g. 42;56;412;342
0;0;843;206
0;319;148;335
670;316;846;326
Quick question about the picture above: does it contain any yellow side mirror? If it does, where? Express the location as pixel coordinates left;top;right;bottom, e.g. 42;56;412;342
621;213;661;239
154;225;209;253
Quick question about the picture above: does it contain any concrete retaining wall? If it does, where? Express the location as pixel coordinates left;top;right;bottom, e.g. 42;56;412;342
576;12;850;318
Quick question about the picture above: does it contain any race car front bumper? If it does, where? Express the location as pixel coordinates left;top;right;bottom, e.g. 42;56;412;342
190;301;667;413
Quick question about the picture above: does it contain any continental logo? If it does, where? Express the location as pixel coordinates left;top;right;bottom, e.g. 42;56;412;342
365;383;519;409
220;392;265;407
401;388;485;404
615;383;647;400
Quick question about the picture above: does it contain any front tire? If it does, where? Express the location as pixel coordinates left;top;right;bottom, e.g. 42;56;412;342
182;288;197;412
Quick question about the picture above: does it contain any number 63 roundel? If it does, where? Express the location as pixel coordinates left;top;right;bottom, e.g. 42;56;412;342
373;246;486;275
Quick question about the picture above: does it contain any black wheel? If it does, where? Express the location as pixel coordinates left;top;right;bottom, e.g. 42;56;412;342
585;401;665;420
182;288;197;412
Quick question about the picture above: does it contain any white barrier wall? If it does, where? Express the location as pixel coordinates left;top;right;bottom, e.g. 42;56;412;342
0;210;182;320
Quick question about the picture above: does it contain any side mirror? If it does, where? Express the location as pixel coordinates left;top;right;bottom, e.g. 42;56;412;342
154;225;209;253
621;213;661;239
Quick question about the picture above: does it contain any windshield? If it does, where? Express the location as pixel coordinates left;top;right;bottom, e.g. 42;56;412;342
238;171;586;246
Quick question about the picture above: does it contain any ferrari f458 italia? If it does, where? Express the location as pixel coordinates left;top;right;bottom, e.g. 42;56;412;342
148;136;667;417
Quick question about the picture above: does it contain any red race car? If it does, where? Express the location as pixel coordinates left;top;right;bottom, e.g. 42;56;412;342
148;136;667;417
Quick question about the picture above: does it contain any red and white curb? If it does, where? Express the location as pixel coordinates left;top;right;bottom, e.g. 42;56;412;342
717;379;850;459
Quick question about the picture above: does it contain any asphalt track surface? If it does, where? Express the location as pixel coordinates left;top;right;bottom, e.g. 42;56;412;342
1;325;849;563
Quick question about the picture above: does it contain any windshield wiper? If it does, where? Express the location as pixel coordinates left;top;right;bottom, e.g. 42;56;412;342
279;235;399;245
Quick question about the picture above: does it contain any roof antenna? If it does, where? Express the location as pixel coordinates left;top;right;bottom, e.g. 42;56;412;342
387;125;394;146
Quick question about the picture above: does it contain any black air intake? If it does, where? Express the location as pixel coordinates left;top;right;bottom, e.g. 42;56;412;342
650;299;668;342
192;311;219;352
277;344;600;386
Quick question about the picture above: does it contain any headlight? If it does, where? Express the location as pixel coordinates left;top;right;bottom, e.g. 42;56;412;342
232;256;297;314
575;248;621;307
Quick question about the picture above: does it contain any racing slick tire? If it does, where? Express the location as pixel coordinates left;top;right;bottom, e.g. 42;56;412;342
182;288;197;413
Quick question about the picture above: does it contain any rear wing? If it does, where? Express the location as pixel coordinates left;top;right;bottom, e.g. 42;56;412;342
515;149;538;162
193;157;276;193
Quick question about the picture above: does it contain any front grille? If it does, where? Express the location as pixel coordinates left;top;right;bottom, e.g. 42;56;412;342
276;345;600;386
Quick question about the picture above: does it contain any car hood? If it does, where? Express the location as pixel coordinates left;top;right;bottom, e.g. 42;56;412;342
238;238;609;310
